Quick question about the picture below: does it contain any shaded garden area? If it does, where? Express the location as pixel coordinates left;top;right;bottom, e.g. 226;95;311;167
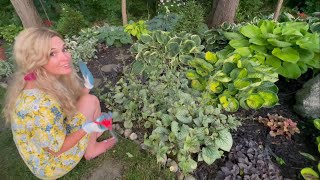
1;0;320;179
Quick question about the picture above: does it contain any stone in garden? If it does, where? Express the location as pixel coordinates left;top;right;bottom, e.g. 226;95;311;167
93;78;102;87
124;129;132;138
101;64;119;73
129;132;137;140
294;74;320;119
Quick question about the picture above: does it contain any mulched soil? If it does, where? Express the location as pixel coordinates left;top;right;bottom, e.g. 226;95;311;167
89;44;316;180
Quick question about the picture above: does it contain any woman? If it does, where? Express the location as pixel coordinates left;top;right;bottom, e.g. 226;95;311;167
4;27;117;179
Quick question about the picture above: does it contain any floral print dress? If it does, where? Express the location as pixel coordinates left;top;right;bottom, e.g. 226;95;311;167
11;89;89;179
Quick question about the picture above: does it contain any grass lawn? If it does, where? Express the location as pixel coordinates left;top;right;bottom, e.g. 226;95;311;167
0;87;174;179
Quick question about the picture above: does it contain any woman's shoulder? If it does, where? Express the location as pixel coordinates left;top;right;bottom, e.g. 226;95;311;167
18;89;59;106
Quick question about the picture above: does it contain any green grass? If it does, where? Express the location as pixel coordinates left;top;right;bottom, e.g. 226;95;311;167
0;87;174;179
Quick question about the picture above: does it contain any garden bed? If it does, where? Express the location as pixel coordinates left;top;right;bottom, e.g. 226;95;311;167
88;43;314;179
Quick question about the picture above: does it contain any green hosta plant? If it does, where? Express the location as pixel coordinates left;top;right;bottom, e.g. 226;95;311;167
186;51;279;112
227;20;320;79
130;30;205;76
98;24;132;47
146;13;179;32
124;20;149;40
101;67;240;174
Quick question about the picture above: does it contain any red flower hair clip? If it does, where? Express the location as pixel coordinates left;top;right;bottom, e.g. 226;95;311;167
24;72;37;81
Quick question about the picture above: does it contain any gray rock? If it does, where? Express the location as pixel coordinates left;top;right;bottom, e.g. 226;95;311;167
294;74;320;119
101;64;119;73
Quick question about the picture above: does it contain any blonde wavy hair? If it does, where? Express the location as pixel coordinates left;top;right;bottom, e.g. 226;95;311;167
4;27;83;123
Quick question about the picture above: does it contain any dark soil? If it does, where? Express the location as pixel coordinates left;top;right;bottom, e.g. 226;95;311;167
90;44;315;180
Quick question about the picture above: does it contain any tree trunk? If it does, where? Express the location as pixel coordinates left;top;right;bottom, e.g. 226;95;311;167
10;0;43;28
209;0;240;28
122;0;128;25
273;0;283;21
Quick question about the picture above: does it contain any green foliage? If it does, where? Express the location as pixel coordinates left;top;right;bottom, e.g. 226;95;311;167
130;30;205;76
124;20;149;40
64;27;99;64
227;20;320;79
302;0;320;15
174;1;205;35
236;0;276;22
258;114;300;138
186;51;279;112
146;13;179;32
56;4;88;36
98;24;132;47
102;67;240;174
301;118;320;180
0;24;23;43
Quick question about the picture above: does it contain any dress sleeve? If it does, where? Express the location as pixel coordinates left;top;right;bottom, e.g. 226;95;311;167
30;98;66;153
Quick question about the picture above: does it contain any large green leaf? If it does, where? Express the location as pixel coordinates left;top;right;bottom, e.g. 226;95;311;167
229;39;250;48
178;156;197;173
240;24;261;38
297;48;314;63
234;78;251;90
184;135;201;153
234;47;251;57
258;91;279;107
205;51;218;64
272;47;300;63
207;81;223;93
215;129;233;151
186;69;200;80
154;31;169;44
267;39;292;47
179;55;193;64
202;146;221;165
259;20;276;35
249;45;267;54
219;95;239;112
276;62;301;79
266;55;281;69
131;61;145;75
296;33;320;52
314;119;320;130
140;34;153;44
246;94;264;109
181;40;197;53
176;109;192;123
223;32;244;40
166;42;180;58
301;167;319;180
249;37;268;46
191;35;201;46
306;53;320;69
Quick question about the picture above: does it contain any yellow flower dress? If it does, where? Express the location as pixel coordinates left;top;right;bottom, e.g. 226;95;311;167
11;89;89;179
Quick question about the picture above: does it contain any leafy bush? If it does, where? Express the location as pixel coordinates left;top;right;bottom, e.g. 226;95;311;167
124;20;149;40
302;0;320;15
186;51;279;112
64;27;99;64
102;67;241;174
130;31;205;76
258;114;300;138
56;4;88;36
226;20;320;79
98;24;132;47
146;13;179;32
236;0;275;22
0;24;23;43
174;0;205;35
